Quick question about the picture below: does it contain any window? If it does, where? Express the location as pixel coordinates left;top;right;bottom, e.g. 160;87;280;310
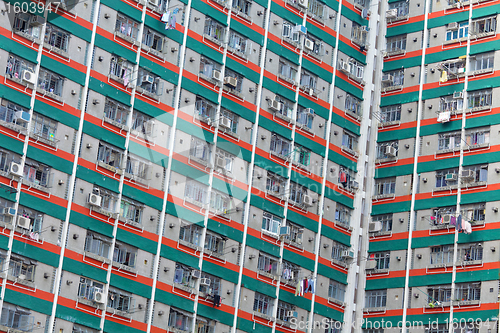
291;144;311;167
308;0;327;20
262;212;282;234
219;109;238;134
374;178;396;196
97;142;123;169
185;180;208;205
270;134;291;157
253;293;274;316
30;112;57;143
179;222;202;246
426;325;449;333
380;105;401;123
100;190;118;213
304;34;324;56
232;0;251;15
284;222;303;245
38;68;64;96
23;159;51;188
12;13;42;40
296;105;314;129
388;1;408;17
209;190;231;213
325;320;342;333
386;35;407;53
104;98;129;126
335;203;352;227
471;16;496;35
8;255;36;281
428;283;480;303
278;58;298;83
440;95;463;112
372;252;390;269
73;324;98;333
289;181;307;205
17;206;43;233
351;23;367;46
44;24;70;52
199;57;221;79
214;148;234;174
137;69;162;96
5;55;35;82
300;69;318;90
0;304;34;332
282;22;300;44
383;69;404;87
470;52;494;71
113;242;137;268
465;129;489;147
174;263;196;288
224;68;243;92
348;59;364;79
445;22;468;41
328;280;346;302
85;232;112;258
365;290;387;308
204;231;225;254
438;132;461;151
78;277;104;300
199;272;221;296
110;56;134;81
468;89;492;109
276;301;294;321
0;201;15;224
131;110;154;135
115;14;139;40
345;94;362;116
376;141;398;159
190;137;211;163
281;260;300;281
372;214;392;232
120;197;143;224
195;96;217;122
459;243;483;261
125;154;150;180
168;308;193;331
204;17;225;42
257;253;280;276
331;241;349;262
462;203;485;222
430;245;453;264
0;100;29;129
272;95;294;119
228;30;251;56
342;131;358;152
195;316;216;333
142;29;165;53
107;288;132;312
338;167;355;189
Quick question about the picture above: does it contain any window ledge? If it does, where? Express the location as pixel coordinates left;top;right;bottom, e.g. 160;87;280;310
334;221;353;231
258;270;280;280
218;125;239;140
274;111;295;124
443;37;468;45
111;261;138;274
305;49;323;61
270;150;290;162
378;120;401;128
0;324;27;333
253;311;274;321
106;307;131;318
456;259;482;266
428;263;452;269
78;297;102;308
382;85;403;93
84;251;111;264
168;326;191;333
231;7;251;22
331;258;348;268
387;15;409;23
0;119;27;134
5;75;30;88
282;37;301;49
276;319;292;328
328;297;345;307
262;229;279;239
141;44;165;59
0;220;13;230
367;268;390;274
341;146;359;158
97;161;123;175
21;178;50;193
372;230;392;237
173;282;197;294
114;31;138;44
109;73;126;85
227;45;248;60
43;43;70;59
283;238;303;249
136;86;160;100
430;223;451;230
29;132;58;147
385;49;406;57
184;197;205;208
363;307;386;313
222;85;243;99
91;206;117;218
471;67;494;75
375;156;397;164
199;73;222;87
372;193;395;200
36;87;63;102
453;300;480;306
178;239;201;251
468;105;491;113
7;274;35;288
14;30;41;44
118;216;142;229
203;34;225;47
277;74;297;87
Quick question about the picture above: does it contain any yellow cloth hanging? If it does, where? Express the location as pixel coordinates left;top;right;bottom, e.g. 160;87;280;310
439;70;448;83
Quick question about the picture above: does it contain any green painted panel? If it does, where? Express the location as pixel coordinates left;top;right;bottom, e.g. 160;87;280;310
69;210;114;238
317;263;347;284
56;304;101;330
290;169;322;194
170;159;210;185
253;154;288;179
468;75;500;91
217;138;252;162
237;317;272;333
335;75;363;100
160;244;200;269
365;276;406;290
383;56;422;72
425;47;466;65
104;320;144;333
420;121;462;137
298;95;328;120
101;0;142;22
254;0;268;8
47;11;92;42
40;54;85;85
302;58;333;83
20;191;66;220
260;116;292;140
12;239;59;267
325;0;340;12
128;141;169;167
62;257;108;283
181;77;219;105
266;39;300;66
283;249;314;271
287;210;319;233
413;195;458;211
144;15;184;45
279;289;311;311
416;158;459;174
263;76;296;102
207;219;243;243
342;6;368;26
139;57;178;85
455;268;499;283
464;151;500;167
307;21;336;48
472;4;500;19
231;20;264;46
270;1;302;25
375;164;413;178
321;225;351;247
89;77;132;106
116;228;157;254
203;260;239;284
212;177;248;201
427;11;470;29
221;97;256;123
327;150;358;173
386;21;425;38
26;145;72;174
371;200;411;215
192;1;227;25
405;310;498;327
0;34;38;63
241;275;277;298
411;234;454;249
246;234;280;257
338;40;366;65
466;112;500;129
134;99;174;125
422;82;465;100
154;288;195;312
197;304;234;326
186;37;224;64
380;91;419;107
409;273;452;287
34;99;79;129
313;303;343;323
471;39;500;55
368;238;408;252
226;57;260;84
5;289;52;314
0;80;32;110
250;193;285;218
83;121;126;149
75;165;120;194
377;127;417;142
122;183;163;210
94;35;137;65
110;273;152;298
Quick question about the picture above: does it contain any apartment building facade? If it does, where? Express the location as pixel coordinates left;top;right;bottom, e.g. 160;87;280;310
0;0;497;332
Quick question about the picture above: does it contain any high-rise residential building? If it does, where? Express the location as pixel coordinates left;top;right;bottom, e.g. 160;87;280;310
0;0;497;332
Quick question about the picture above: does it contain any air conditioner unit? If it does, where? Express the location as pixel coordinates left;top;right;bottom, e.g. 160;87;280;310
437;111;451;123
219;116;231;129
212;70;222;81
10;162;23;177
279;226;290;236
94;291;105;304
445;173;457;181
286;311;298;318
381;74;393;83
365;260;378;270
361;26;369;32
302;194;314;207
350;180;359;189
200;278;211;286
270;99;282;112
2;207;16;216
448;22;459;30
308;88;314;96
341;250;354;259
304;38;314;51
461;169;475;179
22;70;37;85
191;270;201;279
305;108;314;115
453;91;463;99
339;60;350;72
386;8;398;18
215;156;226;168
17;216;31;230
295;25;307;35
298;0;308;8
224;76;238;88
15;111;30;123
30;15;46;26
142;75;155;84
87;193;102;207
443;214;452;224
368;221;382;233
385;146;397;157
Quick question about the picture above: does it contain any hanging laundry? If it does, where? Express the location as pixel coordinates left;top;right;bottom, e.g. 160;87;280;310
450;216;456;226
339;171;347;183
213;295;221;307
463;221;472;234
168;13;177;30
456;215;462;232
309;279;315;294
123;69;129;87
295;281;301;296
439;70;448;83
161;11;170;23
